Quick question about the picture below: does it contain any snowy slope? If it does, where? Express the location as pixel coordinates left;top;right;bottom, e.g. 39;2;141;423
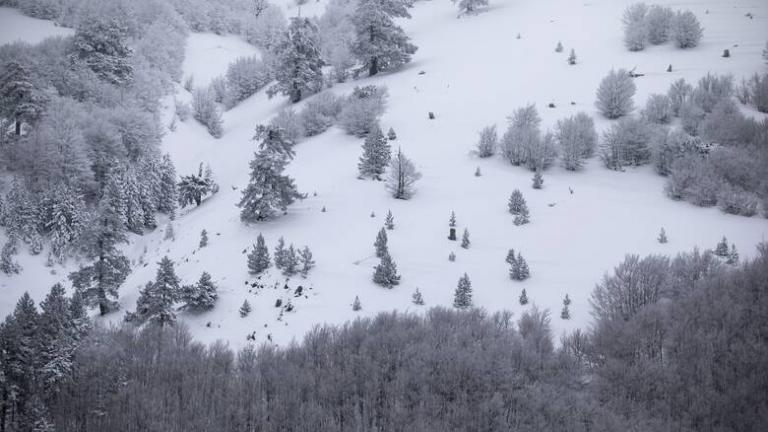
0;6;73;45
181;32;261;87
2;0;768;349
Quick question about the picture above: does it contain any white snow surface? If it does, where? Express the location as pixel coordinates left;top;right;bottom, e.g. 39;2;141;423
181;32;261;87
2;0;768;349
0;6;72;45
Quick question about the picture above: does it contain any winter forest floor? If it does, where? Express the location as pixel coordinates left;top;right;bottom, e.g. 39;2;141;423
1;0;768;349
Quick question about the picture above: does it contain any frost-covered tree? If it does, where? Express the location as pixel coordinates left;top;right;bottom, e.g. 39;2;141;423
560;294;571;319
352;295;362;311
461;228;470;249
352;0;417;76
282;245;299;276
532;169;543;189
646;5;674;45
239;126;304;222
476;125;498;158
299;246;315;277
567;49;577;65
453;273;473;309
600;117;653;170
412;288;424;305
268;17;324;103
199;230;209;248
385;210;395;230
555;41;564;52
555;112;597;171
157;154;178;217
622;3;648;51
508;189;527;215
374;227;388;258
453;0;488;16
642;94;673;124
71;9;134;85
247;235;271;274
726;244;739;265
506;248;517;266
301;92;342;136
178;163;218;208
225;56;271;107
358;123;392;179
672;10;703;49
668;78;693;117
339;85;388;137
182;272;218;312
0;61;43;135
0;236;21;275
239;299;252;317
513;203;530;226
502;104;542;166
373;250;400;287
387;127;397;140
132;257;181;326
386;148;422;200
596;69;636;119
519;288;529;305
192;88;224;138
658;227;668;243
714;236;729;257
512;252;530;280
273;236;288;270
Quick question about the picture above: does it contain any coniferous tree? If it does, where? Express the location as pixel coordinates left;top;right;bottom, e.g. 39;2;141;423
516;252;530;280
199;230;209;248
532;169;544;189
274;237;288;269
134;257;182;326
157;154;178;218
658;228;668;243
453;273;473;309
567;49;577;65
352;295;362;311
299;246;315;277
385;210;395;230
513;203;530;226
374;227;388;258
508;190;526;215
358;123;392;180
386;148;422;200
164;221;175;241
412;288;424;305
269;17;324;103
448;251;456;262
715;237;729;257
454;0;488;15
461;228;471;249
0;236;21;275
519;288;529;305
0;61;43;135
596;69;636;119
239;126;304;222
727;244;739;265
373;251;400;287
239;300;252;317
178;163;218;208
555;41;564;52
506;249;517;266
561;294;571;319
248;234;271;274
475;167;482;177
352;0;417;76
71;10;134;85
282;245;299;276
387;127;397;140
183;272;218;311
449;211;457;227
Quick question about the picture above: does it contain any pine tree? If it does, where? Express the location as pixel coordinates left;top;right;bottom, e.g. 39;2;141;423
658;228;668;243
561;294;571;319
144;257;182;326
412;288;424;305
274;237;288;269
199;229;209;248
352;0;417;76
516;252;530;280
715;236;729;257
386;148;422;199
519;288;529;305
373;250;401;287
449;211;457;227
454;0;488;15
239;299;252;317
183;272;218;311
506;249;517;266
513;203;530;226
299;246;315;277
508;190;526;215
239;126;304;222
0;61;43;135
0;236;21;274
461;228;471;249
157;154;178;218
385;210;395;230
268;17;324;103
282;245;299;276
374;227;389;258
532;169;544;189
555;41;564;53
352;295;362;311
727;244;739;265
568;49;577;65
248;234;271;274
448;251;456;262
453;273;473;309
71;11;134;85
178;163;217;208
387;127;397;140
358;123;392;180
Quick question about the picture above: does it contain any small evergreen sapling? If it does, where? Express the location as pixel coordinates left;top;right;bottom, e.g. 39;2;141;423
448;211;458;240
510;252;530;281
282;245;299;276
506;249;517;266
727;244;739;265
532;170;543;189
374;227;388;258
299;246;315;277
412;288;425;305
239;299;252;317
387;127;397;140
508;190;526;215
183;272;218;311
715;236;729;257
448;251;456;262
385;210;395;230
199;229;209;248
248;234;271;274
568;49;577;65
519;288;529;305
461;229;471;249
358;123;392;180
373;251;400;287
513;203;530;226
475;167;482;177
561;294;571;319
658;228;668;244
274;237;288;269
352;295;362;311
453;273;473;309
555;41;564;53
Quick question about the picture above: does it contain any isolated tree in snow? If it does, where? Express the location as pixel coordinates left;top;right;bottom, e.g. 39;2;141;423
133;257;182;326
374;227;389;258
199;230;209;248
0;61;43;135
567;49;577;65
448;251;456;262
358;123;392;179
352;295;362;311
299;246;315;277
622;3;648;51
715;237;729;257
596;69;636;119
352;0;417;76
476;125;498;158
561;294;571;319
412;288;424;305
555;41;564;52
453;0;488;16
269;17;324;103
179;163;218;208
453;273;473;309
183;272;218;311
373;250;400;287
511;252;530;281
72;11;133;85
672;10;703;49
513;203;530;226
239;126;304;222
519;289;529;305
248;234;272;274
646;5;674;45
449;211;457;227
387;127;397;140
239;299;252;317
274;236;288;269
658;227;668;244
282;245;299;276
508;190;527;215
461;228;471;249
385;210;395;230
502;104;542;166
532;169;543;189
386;148;422;200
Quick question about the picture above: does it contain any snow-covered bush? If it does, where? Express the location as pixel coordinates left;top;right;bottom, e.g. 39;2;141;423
192;88;223;138
645;5;674;44
210;76;227;104
339;85;388;137
665;155;720;206
318;0;356;83
454;0;489;15
175;99;191;122
225;56;271;108
300;91;343;136
651;129;700;176
501;104;542;167
555;112;598;171
749;73;768;113
717;185;759;216
527;131;558;171
622;3;648;51
243;5;287;50
700;99;749;145
600;117;653;169
693;74;733;113
679;100;706;135
667;78;693;117
642;94;673;124
672;10;703;49
270;108;305;146
596;69;636;119
476;125;498;158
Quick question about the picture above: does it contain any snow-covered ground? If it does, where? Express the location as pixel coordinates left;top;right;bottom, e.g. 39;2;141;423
0;7;72;45
181;32;261;87
2;0;768;349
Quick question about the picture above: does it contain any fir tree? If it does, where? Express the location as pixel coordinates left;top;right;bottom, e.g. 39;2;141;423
727;244;739;265
508;190;526;215
715;236;729;257
352;295;362;311
374;227;389;258
519;288;529;305
71;11;134;85
513;203;530;226
183;272;218;311
1;236;21;275
299;246;315;277
449;211;457;227
199;229;209;248
453;273;473;309
239;126;304;222
516;252;530;280
373;250;400;287
461;228;471;249
506;249;517;266
658;228;668;244
454;0;488;15
248;234;271;274
386;148;422;199
0;61;43;135
268;17;324;103
157;154;178;218
555;41;564;52
352;0;417;76
568;49;577;65
412;288;424;305
358;123;392;180
385;210;395;230
164;221;175;241
178;163;218;208
239;299;252;317
387;127;397;140
282;245;299;276
448;251;456;262
147;257;182;326
532;169;544;189
561;294;572;319
274;237;288;269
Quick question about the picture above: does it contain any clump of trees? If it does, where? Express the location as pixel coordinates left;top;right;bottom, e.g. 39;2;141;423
621;3;702;51
595;69;636;119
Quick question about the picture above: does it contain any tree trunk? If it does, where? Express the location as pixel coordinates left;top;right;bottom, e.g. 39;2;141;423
449;228;456;241
14;118;20;136
370;57;379;76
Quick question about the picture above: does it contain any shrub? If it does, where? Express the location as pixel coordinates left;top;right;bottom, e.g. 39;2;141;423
665;155;720;206
600;117;653;169
270;108;305;145
750;73;768;113
300;91;342;136
225;56;271;108
192;87;223;138
175;99;191;121
622;3;648;51
555;112;598;170
651;129;700;176
672;10;703;49
642;94;673;124
338;85;388;137
596;69;636;119
645;5;674;45
693;73;733;113
700;99;749;145
476;125;498;158
668;78;693;117
717;185;759;216
679;100;706;135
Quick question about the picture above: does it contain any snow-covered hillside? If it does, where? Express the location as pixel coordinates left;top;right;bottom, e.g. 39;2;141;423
2;0;768;349
0;6;72;45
